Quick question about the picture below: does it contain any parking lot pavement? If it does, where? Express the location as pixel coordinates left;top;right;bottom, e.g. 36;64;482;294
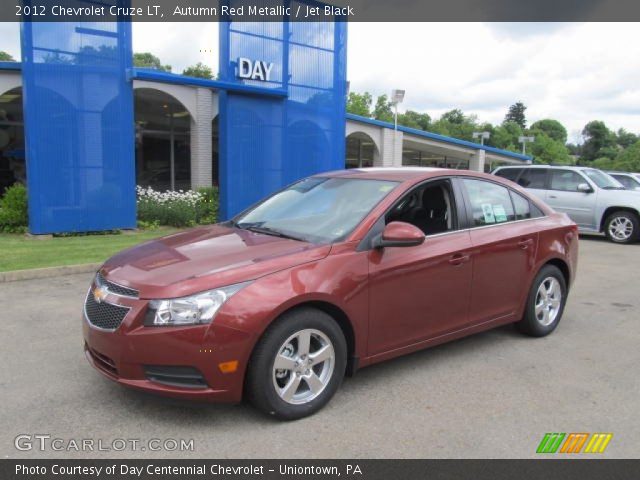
1;236;639;459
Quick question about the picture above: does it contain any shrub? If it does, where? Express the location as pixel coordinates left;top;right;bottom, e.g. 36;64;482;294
0;183;28;233
137;186;202;228
195;186;219;225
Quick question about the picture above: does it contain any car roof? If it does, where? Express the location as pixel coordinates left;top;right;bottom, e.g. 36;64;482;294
495;165;591;171
318;167;481;182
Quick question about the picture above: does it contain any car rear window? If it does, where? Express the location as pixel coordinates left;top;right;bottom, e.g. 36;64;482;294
518;169;548;189
494;168;522;182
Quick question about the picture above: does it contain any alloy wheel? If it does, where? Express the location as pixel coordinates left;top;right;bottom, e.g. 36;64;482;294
272;329;335;405
608;216;634;241
534;276;562;326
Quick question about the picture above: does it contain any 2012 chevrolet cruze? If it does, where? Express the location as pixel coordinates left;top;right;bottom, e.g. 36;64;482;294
83;168;578;420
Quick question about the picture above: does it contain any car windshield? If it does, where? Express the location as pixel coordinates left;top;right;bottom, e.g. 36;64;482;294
234;177;398;243
582;169;624;190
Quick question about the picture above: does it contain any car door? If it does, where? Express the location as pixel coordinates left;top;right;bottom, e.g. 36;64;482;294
367;179;473;355
460;178;539;325
546;169;597;229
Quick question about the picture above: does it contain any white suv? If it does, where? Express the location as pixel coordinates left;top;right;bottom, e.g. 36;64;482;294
493;165;640;244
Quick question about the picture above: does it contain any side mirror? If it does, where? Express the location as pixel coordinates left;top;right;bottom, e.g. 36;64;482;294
373;221;425;249
577;183;593;193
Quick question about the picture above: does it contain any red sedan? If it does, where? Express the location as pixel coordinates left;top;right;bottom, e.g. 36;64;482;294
83;168;578;420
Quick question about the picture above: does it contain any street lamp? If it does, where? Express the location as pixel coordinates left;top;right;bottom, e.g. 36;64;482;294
472;131;491;145
518;136;535;155
390;89;405;131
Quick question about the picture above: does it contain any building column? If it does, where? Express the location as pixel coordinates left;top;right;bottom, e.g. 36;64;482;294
190;87;213;189
380;128;403;167
469;149;486;172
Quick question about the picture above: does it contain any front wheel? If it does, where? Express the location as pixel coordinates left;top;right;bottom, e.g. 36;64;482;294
517;265;567;337
245;308;346;420
604;211;639;244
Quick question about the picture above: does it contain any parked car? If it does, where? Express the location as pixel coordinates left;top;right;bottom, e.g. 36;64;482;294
493;165;640;244
83;168;578;420
606;171;640;191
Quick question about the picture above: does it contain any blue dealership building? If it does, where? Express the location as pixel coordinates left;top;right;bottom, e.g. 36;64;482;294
0;13;530;234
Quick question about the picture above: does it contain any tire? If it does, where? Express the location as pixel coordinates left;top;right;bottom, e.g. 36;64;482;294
245;308;347;420
517;265;567;337
604;211;639;244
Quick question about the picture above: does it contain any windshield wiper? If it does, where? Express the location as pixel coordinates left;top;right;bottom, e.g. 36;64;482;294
241;225;306;242
602;186;625;190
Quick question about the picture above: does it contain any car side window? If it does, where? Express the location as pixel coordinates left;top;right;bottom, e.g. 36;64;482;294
386;180;456;236
510;190;531;220
495;168;522;182
518;169;548;189
612;175;637;189
462;179;516;227
549;170;585;192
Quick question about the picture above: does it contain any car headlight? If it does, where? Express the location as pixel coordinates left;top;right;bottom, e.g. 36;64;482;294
144;281;251;326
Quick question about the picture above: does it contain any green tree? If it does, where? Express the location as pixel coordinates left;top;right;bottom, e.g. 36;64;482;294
615;128;638;149
431;109;479;142
133;52;171;72
530;119;568;144
504;101;527;129
373;94;393;123
0;51;16;62
611;140;640;172
489;121;523;152
182;62;213;79
530;133;573;165
581;120;617;162
398;110;431;131
591;157;616;170
346;92;372;117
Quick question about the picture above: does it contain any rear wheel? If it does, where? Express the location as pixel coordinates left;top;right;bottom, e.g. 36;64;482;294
245;308;346;420
517;265;567;337
604;211;639;244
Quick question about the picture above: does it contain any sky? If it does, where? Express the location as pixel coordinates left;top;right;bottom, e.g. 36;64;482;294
1;22;639;143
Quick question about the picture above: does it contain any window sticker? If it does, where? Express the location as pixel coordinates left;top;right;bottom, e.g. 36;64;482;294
493;204;508;222
482;203;496;224
379;184;394;192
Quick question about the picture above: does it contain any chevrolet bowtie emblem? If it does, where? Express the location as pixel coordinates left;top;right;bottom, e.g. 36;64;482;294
93;285;109;304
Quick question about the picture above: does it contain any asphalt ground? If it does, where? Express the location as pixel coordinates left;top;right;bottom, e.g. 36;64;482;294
1;236;638;458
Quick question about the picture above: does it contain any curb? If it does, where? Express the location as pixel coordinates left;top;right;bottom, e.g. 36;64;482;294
0;263;101;283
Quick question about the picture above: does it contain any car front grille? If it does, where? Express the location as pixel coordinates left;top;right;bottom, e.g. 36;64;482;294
96;271;139;298
84;290;130;331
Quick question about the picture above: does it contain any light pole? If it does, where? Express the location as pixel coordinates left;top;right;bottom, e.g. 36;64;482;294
391;89;405;166
472;131;490;145
518;136;535;155
391;89;405;132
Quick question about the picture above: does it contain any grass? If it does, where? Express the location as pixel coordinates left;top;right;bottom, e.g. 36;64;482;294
0;227;179;272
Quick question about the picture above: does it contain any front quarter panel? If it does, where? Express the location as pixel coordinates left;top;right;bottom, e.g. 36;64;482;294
212;241;370;370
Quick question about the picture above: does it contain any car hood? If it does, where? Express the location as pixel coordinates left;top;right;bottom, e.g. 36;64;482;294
101;225;331;299
599;188;640;204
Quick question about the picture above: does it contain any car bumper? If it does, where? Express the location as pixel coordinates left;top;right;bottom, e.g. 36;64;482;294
82;304;256;403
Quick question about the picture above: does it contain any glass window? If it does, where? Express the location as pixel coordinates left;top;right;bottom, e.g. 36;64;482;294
517;168;547;189
235;177;398;243
494;168;522;182
549;170;585;192
510;191;531;220
462;179;515;227
611;174;640;190
582;169;624;189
